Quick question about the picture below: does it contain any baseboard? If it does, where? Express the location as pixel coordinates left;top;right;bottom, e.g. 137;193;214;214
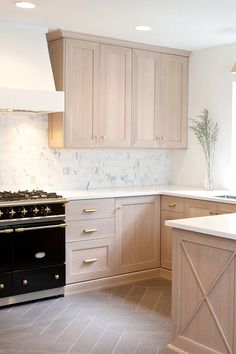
65;268;161;295
160;267;172;280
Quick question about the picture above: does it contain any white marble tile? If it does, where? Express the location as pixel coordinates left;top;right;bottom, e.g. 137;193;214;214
0;113;170;190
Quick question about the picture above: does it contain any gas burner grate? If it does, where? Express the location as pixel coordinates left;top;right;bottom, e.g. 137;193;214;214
0;190;62;202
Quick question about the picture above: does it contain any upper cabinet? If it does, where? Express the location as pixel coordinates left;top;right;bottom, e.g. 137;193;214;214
47;30;190;149
132;50;188;148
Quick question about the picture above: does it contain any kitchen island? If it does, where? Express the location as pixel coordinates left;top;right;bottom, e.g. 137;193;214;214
165;213;236;354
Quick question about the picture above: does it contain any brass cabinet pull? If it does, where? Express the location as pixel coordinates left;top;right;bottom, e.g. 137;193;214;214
54;274;60;280
210;210;215;215
83;208;97;213
22;279;28;285
0;284;5;289
83;228;97;233
168;203;177;207
83;258;98;263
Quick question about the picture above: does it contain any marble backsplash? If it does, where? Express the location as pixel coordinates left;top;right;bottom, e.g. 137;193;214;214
0;114;170;191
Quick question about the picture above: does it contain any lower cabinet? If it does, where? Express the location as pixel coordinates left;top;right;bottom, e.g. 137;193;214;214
115;196;160;274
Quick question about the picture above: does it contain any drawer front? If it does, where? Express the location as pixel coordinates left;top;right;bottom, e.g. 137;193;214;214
66;198;115;221
161;195;185;213
13;264;65;295
66;239;115;283
0;272;13;298
66;218;114;242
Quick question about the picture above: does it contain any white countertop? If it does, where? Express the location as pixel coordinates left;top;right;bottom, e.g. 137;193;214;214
56;184;236;204
166;213;236;240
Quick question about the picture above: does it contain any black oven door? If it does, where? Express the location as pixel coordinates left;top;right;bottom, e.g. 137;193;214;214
0;227;13;272
13;221;65;270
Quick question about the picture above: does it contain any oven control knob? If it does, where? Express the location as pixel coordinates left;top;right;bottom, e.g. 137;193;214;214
44;206;51;215
9;209;16;218
33;207;39;216
0;210;3;218
21;207;28;217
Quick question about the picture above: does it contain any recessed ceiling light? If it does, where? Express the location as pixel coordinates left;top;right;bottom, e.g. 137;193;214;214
134;25;151;32
14;1;37;9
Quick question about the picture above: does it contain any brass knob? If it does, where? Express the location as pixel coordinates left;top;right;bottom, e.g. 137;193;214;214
0;210;3;218
9;209;16;218
21;207;28;216
54;274;60;280
33;206;39;215
0;283;5;289
22;279;28;285
210;211;215;215
100;135;105;140
44;206;51;215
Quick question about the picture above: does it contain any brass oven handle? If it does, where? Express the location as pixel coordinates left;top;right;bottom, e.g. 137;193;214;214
168;203;177;207
83;228;97;233
83;258;98;263
15;223;67;232
83;208;97;213
0;228;14;234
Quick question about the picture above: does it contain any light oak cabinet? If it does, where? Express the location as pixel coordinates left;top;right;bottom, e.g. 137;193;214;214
47;30;189;149
48;39;131;148
115;196;160;274
132;51;188;148
100;44;132;147
184;198;216;217
66;198;115;283
161;196;185;270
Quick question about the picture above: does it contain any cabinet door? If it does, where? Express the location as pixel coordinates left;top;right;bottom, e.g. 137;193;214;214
116;196;160;274
160;54;188;148
161;211;184;270
216;202;236;214
132;49;161;147
100;44;131;147
185;199;216;217
65;39;100;147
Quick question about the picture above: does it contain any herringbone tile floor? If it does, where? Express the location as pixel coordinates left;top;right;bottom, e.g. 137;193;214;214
0;278;171;354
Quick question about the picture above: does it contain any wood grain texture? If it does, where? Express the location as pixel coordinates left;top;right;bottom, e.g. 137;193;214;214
66;198;115;221
184;198;217;217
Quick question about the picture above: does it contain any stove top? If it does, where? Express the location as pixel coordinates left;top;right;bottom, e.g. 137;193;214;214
0;190;62;202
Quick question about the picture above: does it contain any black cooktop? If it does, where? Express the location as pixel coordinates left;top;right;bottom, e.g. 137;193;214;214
0;190;62;202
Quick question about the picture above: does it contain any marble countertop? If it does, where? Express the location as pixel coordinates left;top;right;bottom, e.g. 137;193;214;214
56;184;236;204
165;213;236;240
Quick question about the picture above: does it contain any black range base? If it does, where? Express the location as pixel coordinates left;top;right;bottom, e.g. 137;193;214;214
0;190;67;306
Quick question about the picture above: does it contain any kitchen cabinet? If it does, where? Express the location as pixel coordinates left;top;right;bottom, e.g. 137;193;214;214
216;202;236;214
100;44;131;147
47;30;190;149
184;198;216;217
160;196;185;270
132;51;188;148
48;39;131;148
48;38;100;148
66;198;115;283
115;196;160;274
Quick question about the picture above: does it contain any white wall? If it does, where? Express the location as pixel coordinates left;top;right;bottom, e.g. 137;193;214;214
170;43;236;189
0;113;169;191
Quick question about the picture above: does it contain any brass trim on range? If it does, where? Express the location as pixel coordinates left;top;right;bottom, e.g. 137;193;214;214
15;223;67;233
0;228;14;234
83;258;98;263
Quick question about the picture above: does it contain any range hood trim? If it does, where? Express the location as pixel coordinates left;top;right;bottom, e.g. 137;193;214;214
0;87;64;114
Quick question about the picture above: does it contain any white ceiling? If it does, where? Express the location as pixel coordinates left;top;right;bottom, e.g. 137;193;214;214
1;0;236;51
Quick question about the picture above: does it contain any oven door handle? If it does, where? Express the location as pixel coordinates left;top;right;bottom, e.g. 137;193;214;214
15;223;67;233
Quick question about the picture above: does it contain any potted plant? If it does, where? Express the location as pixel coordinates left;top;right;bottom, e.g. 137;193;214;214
190;109;219;191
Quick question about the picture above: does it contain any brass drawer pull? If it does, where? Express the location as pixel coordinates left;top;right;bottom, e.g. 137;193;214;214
83;228;97;233
22;279;28;285
168;203;177;207
83;208;97;213
210;211;215;215
0;284;5;289
83;258;98;263
54;274;60;280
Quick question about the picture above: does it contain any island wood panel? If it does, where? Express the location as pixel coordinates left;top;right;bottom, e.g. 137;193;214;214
167;228;236;354
100;44;132;147
115;196;160;274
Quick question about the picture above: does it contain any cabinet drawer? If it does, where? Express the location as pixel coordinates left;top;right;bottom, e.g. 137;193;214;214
66;198;115;221
161;196;184;213
66;218;114;242
66;239;115;283
13;264;65;295
216;202;236;215
0;272;12;298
